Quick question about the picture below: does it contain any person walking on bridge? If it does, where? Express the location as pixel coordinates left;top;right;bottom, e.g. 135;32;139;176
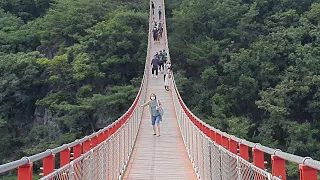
140;93;162;136
164;61;172;91
151;54;159;78
158;6;162;20
158;50;164;73
151;1;155;14
152;27;158;43
158;21;163;39
162;49;167;61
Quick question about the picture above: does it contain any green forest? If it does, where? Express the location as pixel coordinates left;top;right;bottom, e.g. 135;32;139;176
0;0;149;169
0;0;319;179
166;0;320;178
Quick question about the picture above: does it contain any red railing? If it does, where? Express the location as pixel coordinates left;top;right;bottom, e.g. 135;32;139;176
171;78;320;180
161;0;319;176
0;86;143;180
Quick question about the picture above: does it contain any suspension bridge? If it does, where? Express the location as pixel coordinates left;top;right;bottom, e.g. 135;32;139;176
0;0;320;179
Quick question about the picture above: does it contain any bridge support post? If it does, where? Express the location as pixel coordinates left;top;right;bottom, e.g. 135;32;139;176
299;165;318;180
239;144;249;161
92;135;98;147
205;126;210;137
73;144;82;159
215;133;221;145
43;154;55;176
252;148;264;169
209;129;215;142
221;136;229;149
229;139;237;154
18;163;33;180
60;148;70;167
105;129;110;141
98;132;104;144
271;155;286;180
83;139;91;153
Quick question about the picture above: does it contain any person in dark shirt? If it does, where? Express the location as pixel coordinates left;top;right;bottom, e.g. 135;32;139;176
151;1;155;14
158;51;164;73
159;26;163;38
152;27;158;43
151;55;159;78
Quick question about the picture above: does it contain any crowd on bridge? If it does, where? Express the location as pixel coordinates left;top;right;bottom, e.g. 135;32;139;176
151;1;164;44
139;1;172;138
151;49;172;90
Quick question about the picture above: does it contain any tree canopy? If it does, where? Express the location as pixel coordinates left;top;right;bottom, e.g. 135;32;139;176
0;0;148;173
166;0;320;178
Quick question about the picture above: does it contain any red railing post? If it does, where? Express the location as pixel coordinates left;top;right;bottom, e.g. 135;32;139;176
299;165;318;180
60;148;70;167
205;126;209;137
92;136;98;147
105;129;110;140
252;148;264;169
113;123;117;133
215;133;221;145
239;144;249;161
271;155;286;180
210;130;215;141
117;122;121;130
83;139;91;153
229;139;238;154
73;144;82;159
98;132;104;144
43;154;55;176
110;126;114;135
201;123;205;132
120;118;124;126
114;123;118;132
221;136;229;149
124;115;128;123
18;163;33;180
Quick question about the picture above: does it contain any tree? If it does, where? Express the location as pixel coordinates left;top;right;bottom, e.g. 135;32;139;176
168;1;320;179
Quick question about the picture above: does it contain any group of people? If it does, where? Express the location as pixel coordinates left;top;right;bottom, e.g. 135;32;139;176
152;21;163;43
138;3;171;137
151;2;163;43
151;1;162;20
151;49;172;91
141;49;172;137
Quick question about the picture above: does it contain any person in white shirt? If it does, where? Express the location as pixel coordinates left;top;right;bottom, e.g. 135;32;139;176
164;61;172;91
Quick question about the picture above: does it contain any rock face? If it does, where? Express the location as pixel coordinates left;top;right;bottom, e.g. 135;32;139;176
36;43;58;59
33;107;63;143
34;107;58;126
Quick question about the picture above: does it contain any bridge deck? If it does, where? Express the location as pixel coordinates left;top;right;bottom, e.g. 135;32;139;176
123;2;197;179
